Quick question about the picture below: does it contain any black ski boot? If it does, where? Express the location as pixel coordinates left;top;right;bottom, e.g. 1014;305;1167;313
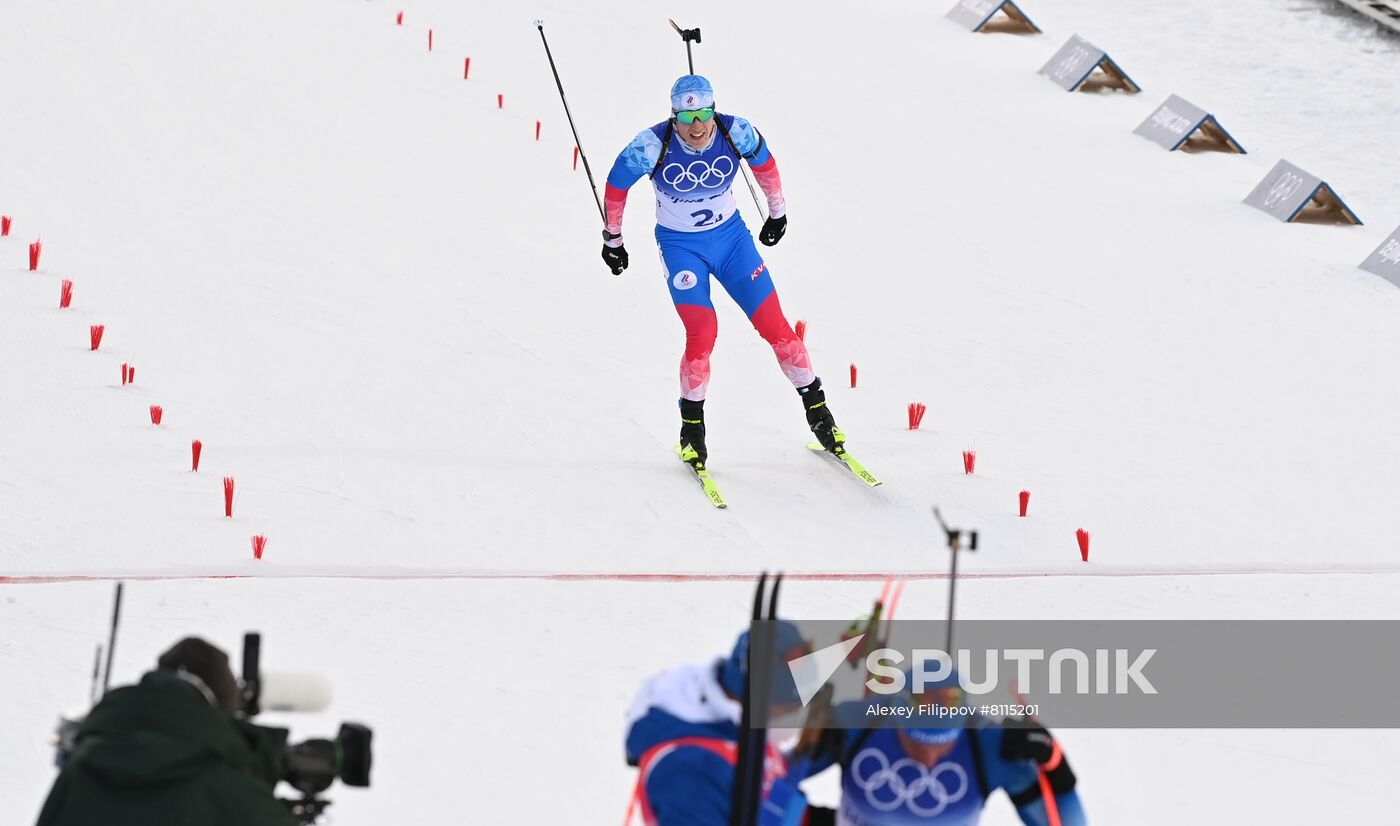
678;398;708;467
798;378;846;455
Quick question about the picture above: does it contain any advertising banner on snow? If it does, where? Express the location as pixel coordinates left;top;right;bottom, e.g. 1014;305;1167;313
1133;94;1209;151
1038;35;1105;92
1359;225;1400;287
1244;159;1323;222
947;0;998;30
946;0;1005;30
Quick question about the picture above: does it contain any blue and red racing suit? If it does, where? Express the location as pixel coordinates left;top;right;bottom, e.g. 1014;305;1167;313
605;115;814;401
810;726;1087;826
624;661;789;826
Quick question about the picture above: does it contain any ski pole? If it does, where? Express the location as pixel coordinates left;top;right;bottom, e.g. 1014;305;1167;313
886;580;906;623
731;573;768;826
727;133;766;222
667;20;767;222
1010;686;1064;826
535;20;607;225
1036;749;1065;826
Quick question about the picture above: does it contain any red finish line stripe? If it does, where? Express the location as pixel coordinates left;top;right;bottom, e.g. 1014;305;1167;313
2;566;1396;585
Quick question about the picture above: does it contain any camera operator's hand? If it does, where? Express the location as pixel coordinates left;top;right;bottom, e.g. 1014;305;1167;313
759;214;787;247
601;231;628;275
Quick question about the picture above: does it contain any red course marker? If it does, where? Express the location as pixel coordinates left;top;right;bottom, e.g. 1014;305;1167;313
191;439;203;472
29;240;42;271
251;535;267;560
1;215;11;236
572;146;579;170
121;363;129;385
850;363;858;389
149;405;163;425
396;10;403;25
497;93;504;109
89;324;105;351
1076;529;1091;562
464;57;471;79
907;402;927;431
962;451;977;474
1019;490;1030;517
59;279;73;309
428;29;433;51
223;477;236;518
535;120;541;141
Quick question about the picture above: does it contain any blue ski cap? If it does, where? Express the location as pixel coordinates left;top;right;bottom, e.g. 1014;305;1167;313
670;74;715;111
902;665;968;746
718;622;809;704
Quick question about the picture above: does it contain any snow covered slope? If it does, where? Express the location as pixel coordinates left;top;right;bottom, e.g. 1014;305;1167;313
3;0;1399;576
6;575;1398;824
3;0;1399;823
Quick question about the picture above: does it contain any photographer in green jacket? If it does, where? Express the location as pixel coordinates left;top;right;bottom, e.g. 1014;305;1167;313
37;637;297;826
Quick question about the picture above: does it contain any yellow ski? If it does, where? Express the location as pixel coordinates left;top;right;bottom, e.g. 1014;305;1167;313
807;442;882;487
676;444;728;508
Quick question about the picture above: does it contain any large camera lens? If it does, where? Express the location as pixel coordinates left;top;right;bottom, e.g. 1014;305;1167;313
337;723;372;787
284;738;337;796
283;722;372;795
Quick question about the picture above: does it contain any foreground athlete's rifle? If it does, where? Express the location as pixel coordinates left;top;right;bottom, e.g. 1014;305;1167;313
668;19;701;73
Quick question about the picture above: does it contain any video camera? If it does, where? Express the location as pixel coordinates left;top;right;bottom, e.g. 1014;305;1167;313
51;586;372;826
239;632;374;824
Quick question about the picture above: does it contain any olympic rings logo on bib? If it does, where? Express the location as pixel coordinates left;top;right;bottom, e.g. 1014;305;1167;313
849;748;970;816
660;156;736;193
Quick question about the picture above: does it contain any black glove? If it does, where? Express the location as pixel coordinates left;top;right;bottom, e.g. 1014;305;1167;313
1000;719;1056;763
1000;719;1076;796
759;214;787;247
601;241;628;275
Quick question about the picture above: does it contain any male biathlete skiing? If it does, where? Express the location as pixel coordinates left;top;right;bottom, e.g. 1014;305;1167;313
602;75;845;471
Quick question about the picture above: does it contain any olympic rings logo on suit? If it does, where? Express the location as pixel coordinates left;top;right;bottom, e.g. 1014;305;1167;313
849;747;970;817
660;156;736;193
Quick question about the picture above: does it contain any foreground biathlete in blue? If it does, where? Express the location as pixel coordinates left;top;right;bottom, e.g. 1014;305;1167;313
623;627;806;826
623;638;1085;826
602;74;845;469
790;677;1087;826
806;722;1087;825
